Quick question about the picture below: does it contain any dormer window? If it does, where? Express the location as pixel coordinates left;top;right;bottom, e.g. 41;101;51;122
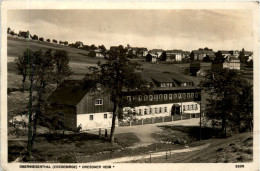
95;99;103;105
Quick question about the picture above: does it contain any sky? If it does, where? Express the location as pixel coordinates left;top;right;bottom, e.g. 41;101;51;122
7;9;253;51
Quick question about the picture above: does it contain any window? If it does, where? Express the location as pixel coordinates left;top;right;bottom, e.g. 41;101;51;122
144;109;147;115
95;99;103;105
138;95;142;101
195;104;198;110
183;105;186;111
169;83;173;87
149;95;153;101
178;93;182;99
149;108;152;114
104;114;107;119
164;94;168;100
159;94;163;101
169;94;173;100
187;105;190;110
195;92;198;98
191;93;194;98
187;93;190;99
154;94;158;101
183;93;186;99
139;109;142;115
89;115;94;120
166;83;170;87
159;107;162;113
164;107;167;112
144;95;148;101
174;93;177;99
155;108;158;113
191;105;193;110
127;96;131;101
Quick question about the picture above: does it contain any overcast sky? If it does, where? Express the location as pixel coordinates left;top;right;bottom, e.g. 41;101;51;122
7;9;253;51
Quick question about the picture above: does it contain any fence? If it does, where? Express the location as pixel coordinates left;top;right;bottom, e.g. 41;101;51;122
119;113;201;127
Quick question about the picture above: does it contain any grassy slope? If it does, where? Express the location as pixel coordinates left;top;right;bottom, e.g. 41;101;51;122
137;132;253;163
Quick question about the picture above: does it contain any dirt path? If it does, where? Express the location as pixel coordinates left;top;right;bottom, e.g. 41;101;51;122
93;143;210;163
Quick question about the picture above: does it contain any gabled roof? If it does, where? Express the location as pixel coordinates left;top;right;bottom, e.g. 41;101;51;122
149;49;164;53
192;50;215;54
48;80;90;106
166;50;183;53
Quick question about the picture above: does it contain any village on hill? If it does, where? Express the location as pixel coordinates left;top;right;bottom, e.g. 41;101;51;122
7;25;253;164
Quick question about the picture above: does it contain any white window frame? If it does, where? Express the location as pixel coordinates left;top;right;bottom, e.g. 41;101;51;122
164;107;167;112
187;93;190;99
95;99;103;105
178;93;182;99
191;93;194;98
144;109;147;115
149;95;153;101
169;94;172;100
164;94;168;100
195;92;198;98
154;94;158;101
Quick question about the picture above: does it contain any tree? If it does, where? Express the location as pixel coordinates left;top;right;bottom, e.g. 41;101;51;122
46;39;50;43
39;37;44;41
24;49;55;160
201;69;253;136
90;44;97;50
53;50;72;86
15;48;31;91
64;41;68;46
52;39;57;43
84;46;150;143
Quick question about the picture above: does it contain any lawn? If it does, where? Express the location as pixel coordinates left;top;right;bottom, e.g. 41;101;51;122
8;132;140;163
134;132;253;163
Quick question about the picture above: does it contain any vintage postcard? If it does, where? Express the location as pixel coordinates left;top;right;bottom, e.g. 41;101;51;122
1;1;259;171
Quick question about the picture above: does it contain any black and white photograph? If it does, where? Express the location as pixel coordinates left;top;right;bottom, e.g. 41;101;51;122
1;1;259;170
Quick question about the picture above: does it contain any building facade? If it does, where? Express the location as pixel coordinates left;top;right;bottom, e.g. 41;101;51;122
165;50;182;62
121;73;201;120
212;55;241;70
49;73;201;130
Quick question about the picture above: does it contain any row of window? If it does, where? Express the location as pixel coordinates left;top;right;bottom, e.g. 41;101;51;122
160;82;193;88
127;92;199;102
136;104;198;115
89;113;107;120
138;107;168;115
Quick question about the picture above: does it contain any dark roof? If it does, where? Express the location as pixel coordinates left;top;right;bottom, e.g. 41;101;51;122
48;80;90;106
166;50;182;53
192;50;215;54
139;72;193;84
150;49;164;53
218;50;231;54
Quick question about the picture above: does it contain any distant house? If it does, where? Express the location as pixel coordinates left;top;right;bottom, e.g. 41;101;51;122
190;50;215;61
149;49;164;58
48;80;118;130
216;50;232;58
94;49;105;58
212;55;240;71
165;50;182;62
182;51;190;59
146;53;158;63
131;47;148;58
190;62;211;76
75;41;84;48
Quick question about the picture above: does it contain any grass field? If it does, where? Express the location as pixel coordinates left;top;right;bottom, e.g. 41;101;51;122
134;132;253;163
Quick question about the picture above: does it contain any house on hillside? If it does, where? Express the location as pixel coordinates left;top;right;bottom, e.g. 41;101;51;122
94;49;105;58
165;50;182;62
49;73;202;130
146;53;158;63
48;80;117;130
131;47;148;58
190;50;215;61
190;62;211;76
149;49;164;58
75;41;84;48
123;72;201;119
212;55;240;71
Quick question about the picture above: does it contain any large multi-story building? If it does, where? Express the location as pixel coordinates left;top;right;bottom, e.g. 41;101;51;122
212;55;241;71
49;72;201;130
